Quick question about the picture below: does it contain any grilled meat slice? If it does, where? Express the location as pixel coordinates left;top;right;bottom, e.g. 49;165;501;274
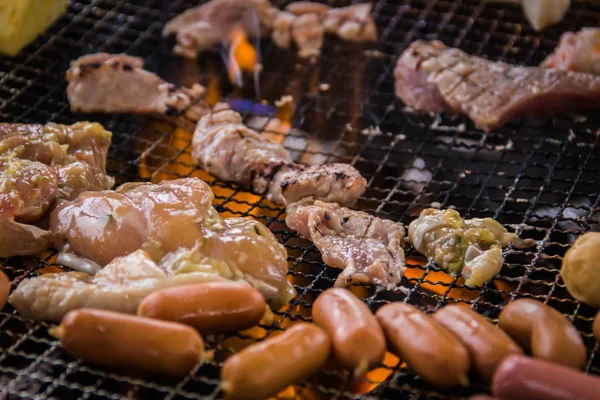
162;0;278;59
192;105;366;206
66;53;209;131
408;208;534;287
0;122;113;258
322;3;377;43
542;28;600;75
286;200;406;289
394;40;600;131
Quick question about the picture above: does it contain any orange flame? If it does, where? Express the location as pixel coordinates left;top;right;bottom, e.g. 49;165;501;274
227;26;258;86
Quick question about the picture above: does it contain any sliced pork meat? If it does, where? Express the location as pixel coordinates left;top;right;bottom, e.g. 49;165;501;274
162;0;278;59
286;200;406;289
0;122;113;258
394;40;600;131
542;28;600;75
66;53;210;131
192;105;366;206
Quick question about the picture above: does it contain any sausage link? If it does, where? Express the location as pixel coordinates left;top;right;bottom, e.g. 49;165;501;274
498;298;586;369
493;355;600;400
221;322;330;400
52;308;204;377
0;270;9;310
137;282;266;333
593;311;600;343
375;302;470;389
434;304;522;381
312;288;385;376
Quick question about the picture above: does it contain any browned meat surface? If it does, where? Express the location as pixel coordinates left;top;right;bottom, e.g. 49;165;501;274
192;105;366;206
162;0;278;58
0;122;113;258
163;0;375;59
394;40;600;131
66;53;210;131
286;200;406;289
542;28;600;75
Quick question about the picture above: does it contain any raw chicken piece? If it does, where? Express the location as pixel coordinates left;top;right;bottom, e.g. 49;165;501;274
192;105;366;206
394;40;600;131
408;208;534;287
162;0;278;59
542;28;600;75
50;178;216;270
10;217;295;321
66;53;210;132
0;122;113;258
8;250;229;322
286;200;405;289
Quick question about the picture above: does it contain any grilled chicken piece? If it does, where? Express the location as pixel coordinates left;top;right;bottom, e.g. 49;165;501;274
0;122;113;258
394;40;600;131
286;200;406;289
408;208;534;287
66;53;209;132
322;3;377;43
162;0;278;59
192;105;366;206
11;217;294;321
542;28;600;75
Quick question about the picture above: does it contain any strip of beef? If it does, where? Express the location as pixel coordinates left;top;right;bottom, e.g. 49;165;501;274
542;28;600;75
0;122;113;258
192;104;366;206
66;53;210;131
394;40;600;131
286;200;405;289
163;0;376;59
162;0;278;58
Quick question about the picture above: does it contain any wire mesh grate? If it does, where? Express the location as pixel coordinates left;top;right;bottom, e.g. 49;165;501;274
1;0;600;399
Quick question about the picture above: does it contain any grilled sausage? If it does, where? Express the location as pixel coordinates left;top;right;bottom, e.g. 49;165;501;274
594;311;600;343
498;298;586;369
221;322;330;400
434;304;522;381
52;308;204;377
312;288;385;376
137;282;266;333
0;270;9;310
492;355;600;400
376;302;470;388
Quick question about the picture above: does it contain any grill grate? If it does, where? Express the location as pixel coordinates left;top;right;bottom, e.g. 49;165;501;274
2;0;600;399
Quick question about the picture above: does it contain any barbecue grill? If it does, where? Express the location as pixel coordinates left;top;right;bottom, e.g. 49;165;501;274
2;0;600;399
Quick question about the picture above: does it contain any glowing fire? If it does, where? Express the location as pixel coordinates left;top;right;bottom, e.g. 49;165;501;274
227;26;258;87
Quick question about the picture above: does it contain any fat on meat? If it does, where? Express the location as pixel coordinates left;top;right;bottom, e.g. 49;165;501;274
394;40;600;131
542;28;600;75
285;200;406;289
66;53;210;131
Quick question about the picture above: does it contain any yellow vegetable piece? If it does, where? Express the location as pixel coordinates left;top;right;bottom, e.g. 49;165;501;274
0;0;67;56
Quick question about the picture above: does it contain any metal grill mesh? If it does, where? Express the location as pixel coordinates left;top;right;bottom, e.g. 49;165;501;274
2;0;600;399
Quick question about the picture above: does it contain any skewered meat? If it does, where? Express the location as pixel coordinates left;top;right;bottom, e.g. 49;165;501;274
286;200;405;289
394;40;600;131
0;122;113;258
192;105;366;207
12;218;294;321
542;28;600;75
163;0;376;59
408;208;534;287
66;53;209;132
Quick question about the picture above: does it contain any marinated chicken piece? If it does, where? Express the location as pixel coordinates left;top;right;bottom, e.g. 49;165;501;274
50;178;216;270
394;40;600;131
408;208;534;287
286;200;405;289
542;28;600;75
8;250;230;322
322;3;377;43
0;122;113;258
192;105;366;206
162;0;278;59
11;217;295;320
66;53;209;132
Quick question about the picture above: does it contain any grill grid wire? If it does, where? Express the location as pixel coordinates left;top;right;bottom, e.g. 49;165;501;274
2;0;600;399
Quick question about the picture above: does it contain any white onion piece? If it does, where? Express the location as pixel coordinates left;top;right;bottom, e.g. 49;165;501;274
56;252;102;275
522;0;570;31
